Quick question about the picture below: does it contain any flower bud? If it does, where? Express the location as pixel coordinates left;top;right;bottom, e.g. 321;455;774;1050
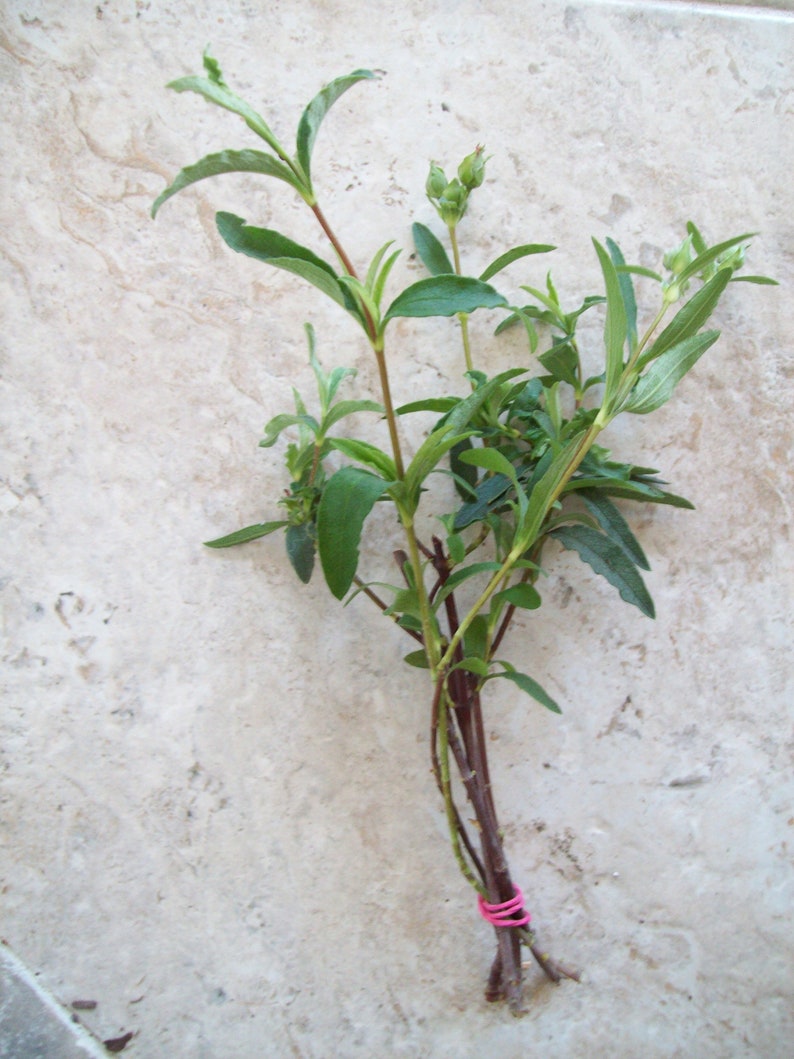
425;163;448;200
717;244;746;272
458;145;487;189
437;178;469;224
663;234;695;277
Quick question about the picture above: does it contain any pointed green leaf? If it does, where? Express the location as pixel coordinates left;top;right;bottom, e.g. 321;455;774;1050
316;467;391;599
412;222;454;276
623;330;720;415
295;70;376;187
606;237;638;349
286;522;315;583
327;437;397;480
403;648;430;669
552;524;655;618
395;397;460;416
458;447;519;490
451;657;490;678
463;614;489;662
168;56;289;161
677;232;755;285
433;562;505;607
215;212;350;309
453;472;512;530
444;369;527;433
260;412;319;448
515;433;587;552
204;520;288;548
320;399;384;433
403;426;475;510
640;269;730;368
730;275;778;286
491;669;561;713
593;238;627;402
581;491;650;570
479;243;555;282
494;582;542;611
383;275;508;321
574;478;694;508
538;342;579;387
152;149;302;218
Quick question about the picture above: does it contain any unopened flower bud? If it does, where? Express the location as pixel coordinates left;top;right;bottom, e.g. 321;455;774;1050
437;178;469;224
662;276;690;305
425;163;448;200
717;244;746;272
663;234;695;277
458;145;487;189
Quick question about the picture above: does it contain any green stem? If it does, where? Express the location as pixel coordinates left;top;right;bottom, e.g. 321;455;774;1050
438;420;604;672
448;224;474;375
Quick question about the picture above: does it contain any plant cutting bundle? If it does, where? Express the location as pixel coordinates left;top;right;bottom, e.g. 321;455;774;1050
152;55;773;1011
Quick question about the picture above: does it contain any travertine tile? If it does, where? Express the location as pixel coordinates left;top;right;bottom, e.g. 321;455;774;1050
1;1;791;1056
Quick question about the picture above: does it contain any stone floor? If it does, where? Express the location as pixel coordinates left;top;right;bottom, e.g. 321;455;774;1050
2;1;792;1056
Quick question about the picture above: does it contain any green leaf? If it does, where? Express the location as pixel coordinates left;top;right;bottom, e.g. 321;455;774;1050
593;238;627;402
403;425;475;511
640;269;730;368
168;55;289;161
433;561;505;607
515;432;587;552
494;582;542;610
260;412;319;448
446;532;466;565
449;438;478;501
574;478;694;509
606;237;638;349
581;491;649;570
615;264;663;282
286;522;315;583
320;399;384;432
463;614;489;661
444;369;527;433
204;520;288;548
403;648;430;669
451;656;490;678
327;437;397;480
538;342;579;388
383;275;508;321
295;70;376;187
677;232;755;285
453;472;512;530
215;212;349;309
730;275;778;286
491;669;561;713
458;447;519;490
316;467;391;599
395;397;460;416
412;222;454;276
552;524;655;618
623;330;720;415
152;149;302;218
479;243;555;282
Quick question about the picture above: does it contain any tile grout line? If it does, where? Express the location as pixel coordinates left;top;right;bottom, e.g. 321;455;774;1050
578;0;794;23
0;942;109;1059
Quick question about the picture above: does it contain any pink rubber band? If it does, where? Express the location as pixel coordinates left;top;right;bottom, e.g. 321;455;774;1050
477;885;531;928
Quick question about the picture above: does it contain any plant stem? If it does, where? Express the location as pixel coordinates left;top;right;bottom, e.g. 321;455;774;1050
449;224;474;374
439;421;604;672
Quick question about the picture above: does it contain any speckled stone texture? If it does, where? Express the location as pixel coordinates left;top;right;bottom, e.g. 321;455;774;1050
1;1;792;1056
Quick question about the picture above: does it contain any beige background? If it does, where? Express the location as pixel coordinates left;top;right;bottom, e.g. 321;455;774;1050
2;1;792;1056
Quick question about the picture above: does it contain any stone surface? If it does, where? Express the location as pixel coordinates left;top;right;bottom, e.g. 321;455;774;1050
1;1;792;1056
0;944;106;1059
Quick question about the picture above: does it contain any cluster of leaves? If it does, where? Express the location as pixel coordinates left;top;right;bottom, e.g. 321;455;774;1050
153;53;774;717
